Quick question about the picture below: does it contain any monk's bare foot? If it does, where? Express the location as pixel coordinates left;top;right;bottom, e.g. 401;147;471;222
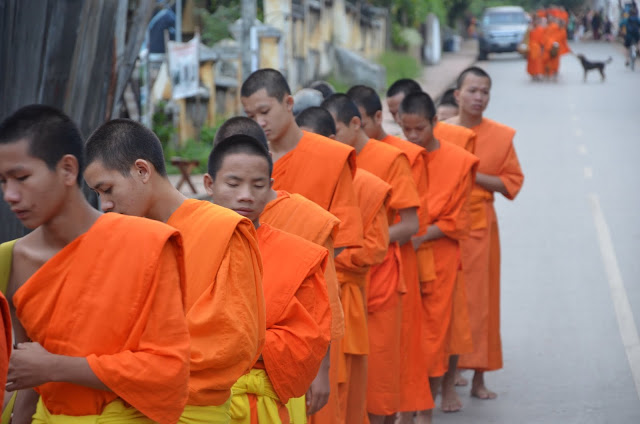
455;369;468;386
415;410;432;424
470;371;497;399
440;383;463;412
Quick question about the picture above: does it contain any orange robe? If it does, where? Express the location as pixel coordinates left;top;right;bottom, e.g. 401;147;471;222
379;134;433;412
272;130;364;253
458;118;524;372
314;169;391;424
423;141;479;377
544;22;569;75
167;199;266;407
0;293;9;390
260;190;343;424
434;121;477;355
232;223;331;422
527;26;546;77
12;214;191;424
356;139;421;416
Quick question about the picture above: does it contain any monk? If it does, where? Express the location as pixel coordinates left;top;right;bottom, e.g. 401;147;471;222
212;116;340;421
346;85;433;422
527;17;546;81
84;119;266;423
0;105;190;424
321;94;421;424
295;107;391;424
386;78;423;124
204;134;331;423
449;67;525;399
241;68;364;418
436;88;460;121
543;17;570;80
399;92;480;419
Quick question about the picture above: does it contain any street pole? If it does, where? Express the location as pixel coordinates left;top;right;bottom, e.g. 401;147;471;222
176;0;182;42
241;0;257;81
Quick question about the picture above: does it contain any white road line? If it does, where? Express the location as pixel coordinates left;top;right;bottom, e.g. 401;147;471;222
588;193;640;400
578;144;588;155
584;167;593;179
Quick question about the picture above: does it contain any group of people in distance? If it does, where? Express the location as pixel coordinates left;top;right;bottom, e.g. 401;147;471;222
525;7;571;81
0;65;524;424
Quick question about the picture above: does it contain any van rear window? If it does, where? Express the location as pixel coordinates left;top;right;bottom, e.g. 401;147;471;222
484;12;526;25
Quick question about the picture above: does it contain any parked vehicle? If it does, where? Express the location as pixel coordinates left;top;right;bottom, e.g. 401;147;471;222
478;6;529;60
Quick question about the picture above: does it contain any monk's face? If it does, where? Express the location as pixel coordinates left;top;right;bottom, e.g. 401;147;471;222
357;107;383;140
386;93;405;124
84;160;152;217
455;74;490;118
241;88;294;144
436;104;458;121
204;152;272;226
398;113;435;148
332;116;360;148
0;138;73;229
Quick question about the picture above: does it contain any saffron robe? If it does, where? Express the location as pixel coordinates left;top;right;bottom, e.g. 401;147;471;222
356;139;421;416
167;199;266;409
423;140;479;377
435;122;476;154
527;26;546;77
230;224;331;423
12;213;191;424
458;118;524;372
261;190;343;340
314;169;391;424
272;130;364;251
379;134;433;412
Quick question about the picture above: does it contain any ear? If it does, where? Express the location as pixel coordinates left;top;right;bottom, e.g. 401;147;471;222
59;154;80;186
454;89;461;104
328;134;336;140
133;159;152;183
203;173;215;197
374;110;383;126
284;94;295;113
432;114;439;126
350;116;362;130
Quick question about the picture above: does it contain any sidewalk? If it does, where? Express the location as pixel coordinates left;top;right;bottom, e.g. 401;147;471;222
382;39;478;135
170;41;478;198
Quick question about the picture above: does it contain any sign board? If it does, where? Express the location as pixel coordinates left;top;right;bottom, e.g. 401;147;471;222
167;35;199;99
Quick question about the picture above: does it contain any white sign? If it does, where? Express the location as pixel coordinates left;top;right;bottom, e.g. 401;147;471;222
168;35;199;100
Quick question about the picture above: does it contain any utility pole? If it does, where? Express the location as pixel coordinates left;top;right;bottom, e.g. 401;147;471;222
241;0;257;81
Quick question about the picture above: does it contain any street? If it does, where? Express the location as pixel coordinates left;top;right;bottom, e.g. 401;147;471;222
433;41;640;423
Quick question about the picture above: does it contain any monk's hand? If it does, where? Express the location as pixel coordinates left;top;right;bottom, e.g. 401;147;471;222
305;364;330;415
7;342;55;391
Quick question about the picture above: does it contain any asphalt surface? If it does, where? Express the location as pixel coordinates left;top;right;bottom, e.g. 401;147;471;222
429;40;640;424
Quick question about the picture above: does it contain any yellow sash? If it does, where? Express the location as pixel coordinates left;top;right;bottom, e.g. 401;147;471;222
179;399;232;424
230;369;282;424
285;396;307;424
31;397;153;423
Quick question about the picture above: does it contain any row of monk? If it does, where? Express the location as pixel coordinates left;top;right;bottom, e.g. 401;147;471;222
525;12;572;81
0;65;524;424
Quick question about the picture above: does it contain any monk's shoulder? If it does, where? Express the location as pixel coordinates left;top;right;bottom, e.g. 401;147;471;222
299;131;354;163
259;224;328;266
171;199;245;234
287;193;340;223
481;118;516;142
101;213;180;245
440;140;479;168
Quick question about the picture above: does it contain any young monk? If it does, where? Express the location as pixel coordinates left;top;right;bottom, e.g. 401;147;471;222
436;88;459;121
204;134;331;423
321;94;421;424
386;78;423;124
346;85;433;422
527;17;546;81
0;105;190;424
241;68;364;418
212;116;339;421
295;106;391;424
449;67;525;399
84;119;266;423
399;92;480;420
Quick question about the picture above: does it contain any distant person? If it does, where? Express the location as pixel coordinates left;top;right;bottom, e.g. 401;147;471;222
622;5;640;66
437;88;460;120
448;67;524;400
205;134;331;424
308;81;336;99
592;10;602;40
84;118;266;423
527;17;546;81
1;105;190;423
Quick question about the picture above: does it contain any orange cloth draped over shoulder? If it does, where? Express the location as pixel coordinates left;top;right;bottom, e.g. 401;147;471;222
167;198;265;406
357;139;422;416
260;191;342;424
435;122;477;153
458;118;524;372
543;22;569;75
313;169;391;424
235;223;331;422
379;134;433;412
423;140;479;377
0;293;10;390
261;190;342;341
527;26;546;77
272;130;364;253
12;213;191;424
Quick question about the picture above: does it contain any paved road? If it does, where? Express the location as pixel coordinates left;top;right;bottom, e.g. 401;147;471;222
432;41;640;423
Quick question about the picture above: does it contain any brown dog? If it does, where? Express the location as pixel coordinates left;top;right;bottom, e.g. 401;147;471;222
576;54;613;82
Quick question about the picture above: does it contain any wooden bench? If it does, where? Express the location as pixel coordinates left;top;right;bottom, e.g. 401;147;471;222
171;157;200;194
